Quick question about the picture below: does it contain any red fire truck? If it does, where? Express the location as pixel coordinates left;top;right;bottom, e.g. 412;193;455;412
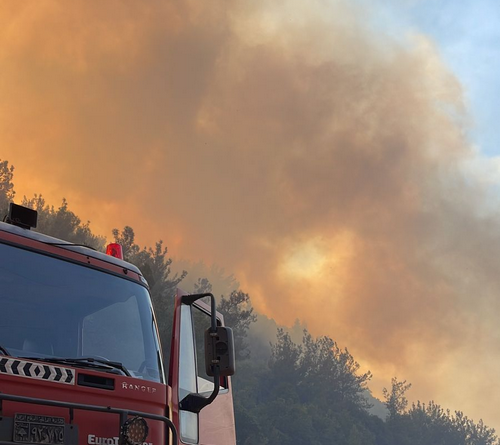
0;204;236;445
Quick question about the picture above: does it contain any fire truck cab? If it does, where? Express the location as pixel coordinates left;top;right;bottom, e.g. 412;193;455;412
0;204;236;445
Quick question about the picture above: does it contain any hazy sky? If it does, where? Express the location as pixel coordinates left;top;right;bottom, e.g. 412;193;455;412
1;0;500;431
382;0;500;156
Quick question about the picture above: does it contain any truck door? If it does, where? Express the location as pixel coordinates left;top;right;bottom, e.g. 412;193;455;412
169;289;236;445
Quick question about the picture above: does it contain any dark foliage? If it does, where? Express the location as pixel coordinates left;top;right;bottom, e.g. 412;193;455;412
218;290;257;360
383;377;412;419
231;328;381;445
22;195;105;250
0;160;15;216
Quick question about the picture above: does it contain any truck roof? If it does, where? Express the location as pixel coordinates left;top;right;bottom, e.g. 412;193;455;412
0;220;143;276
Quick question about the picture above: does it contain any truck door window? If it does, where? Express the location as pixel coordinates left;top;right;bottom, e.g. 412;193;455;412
177;302;229;444
178;304;198;444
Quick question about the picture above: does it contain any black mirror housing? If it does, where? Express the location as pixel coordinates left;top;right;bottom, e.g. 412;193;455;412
205;326;235;377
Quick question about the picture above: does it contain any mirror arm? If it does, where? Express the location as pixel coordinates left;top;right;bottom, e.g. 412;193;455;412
179;367;221;413
181;292;217;332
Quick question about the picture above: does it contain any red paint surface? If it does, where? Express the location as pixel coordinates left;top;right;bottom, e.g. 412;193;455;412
0;369;168;444
0;227;167;444
0;226;236;445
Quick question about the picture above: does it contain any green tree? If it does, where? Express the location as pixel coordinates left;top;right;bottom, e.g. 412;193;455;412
298;331;373;410
268;329;372;411
194;277;213;294
383;377;412;419
347;424;375;445
112;226;185;296
22;196;105;250
269;328;302;381
217;290;257;360
466;418;499;445
0;160;15;217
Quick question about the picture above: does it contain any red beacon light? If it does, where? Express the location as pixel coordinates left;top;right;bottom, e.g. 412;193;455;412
106;243;124;260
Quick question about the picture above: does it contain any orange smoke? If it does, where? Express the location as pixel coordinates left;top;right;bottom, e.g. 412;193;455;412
1;0;498;429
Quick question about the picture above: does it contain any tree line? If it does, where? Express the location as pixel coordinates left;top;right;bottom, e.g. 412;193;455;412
0;159;497;444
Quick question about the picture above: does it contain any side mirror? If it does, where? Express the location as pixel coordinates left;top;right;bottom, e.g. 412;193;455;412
205;326;235;377
179;293;235;414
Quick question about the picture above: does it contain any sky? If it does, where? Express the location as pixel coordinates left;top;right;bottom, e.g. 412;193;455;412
383;0;500;157
1;0;500;431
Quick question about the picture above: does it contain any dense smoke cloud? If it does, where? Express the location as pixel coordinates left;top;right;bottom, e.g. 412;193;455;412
1;0;499;428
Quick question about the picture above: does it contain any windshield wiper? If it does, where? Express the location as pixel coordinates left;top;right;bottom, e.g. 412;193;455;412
68;357;131;377
0;345;11;356
22;357;131;377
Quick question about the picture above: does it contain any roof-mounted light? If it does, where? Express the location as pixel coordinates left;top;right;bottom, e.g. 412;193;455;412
6;203;38;230
106;243;124;260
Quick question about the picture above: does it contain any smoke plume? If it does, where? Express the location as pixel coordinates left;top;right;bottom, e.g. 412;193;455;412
1;0;499;428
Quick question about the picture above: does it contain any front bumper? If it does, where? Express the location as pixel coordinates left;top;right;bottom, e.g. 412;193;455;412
0;392;177;445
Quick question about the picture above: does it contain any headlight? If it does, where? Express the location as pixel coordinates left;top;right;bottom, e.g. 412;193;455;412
121;416;149;445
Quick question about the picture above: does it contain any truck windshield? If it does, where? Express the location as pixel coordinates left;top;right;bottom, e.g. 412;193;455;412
0;242;163;383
